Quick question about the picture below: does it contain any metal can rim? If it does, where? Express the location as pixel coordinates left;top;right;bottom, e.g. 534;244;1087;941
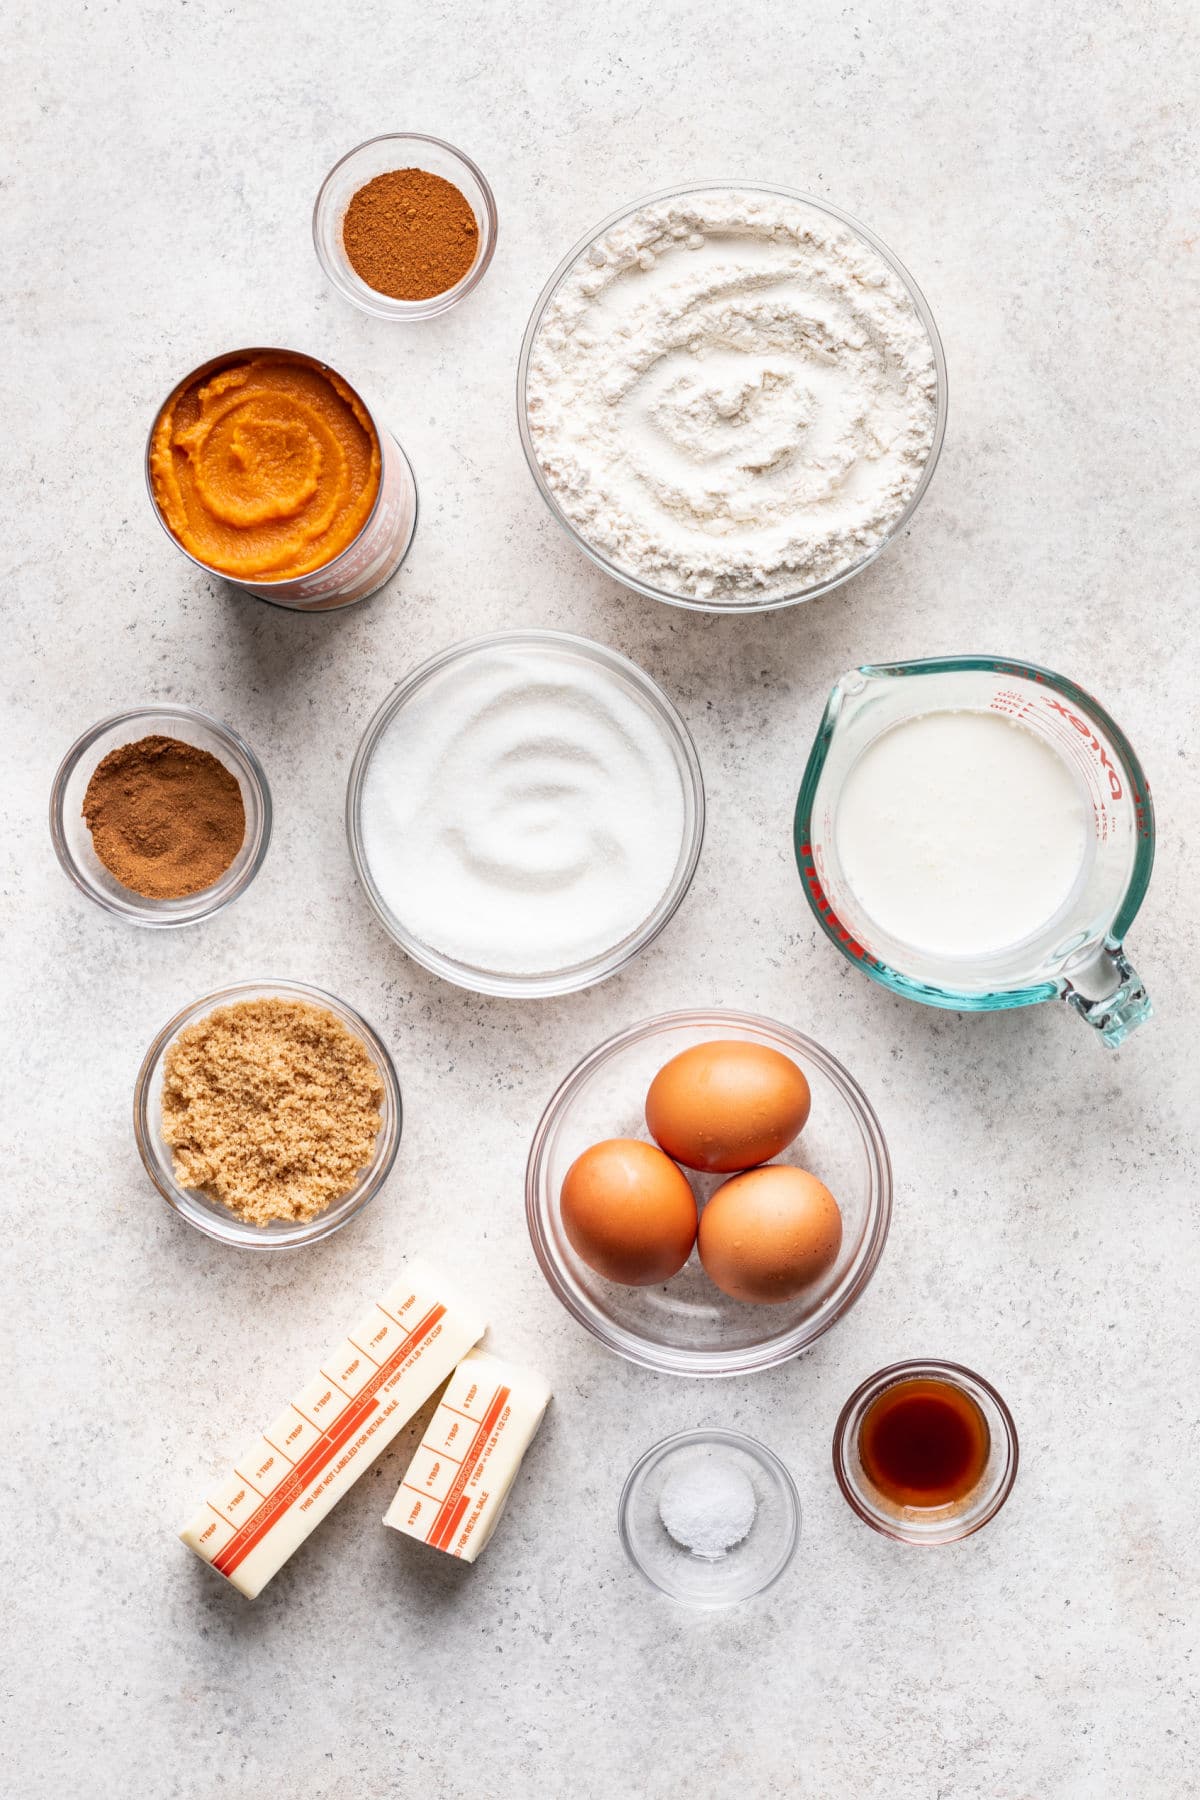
143;343;401;597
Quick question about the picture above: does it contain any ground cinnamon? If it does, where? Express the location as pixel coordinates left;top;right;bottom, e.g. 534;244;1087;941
82;734;245;899
342;167;478;300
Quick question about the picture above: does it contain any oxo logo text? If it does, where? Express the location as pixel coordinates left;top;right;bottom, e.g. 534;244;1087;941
1043;698;1123;800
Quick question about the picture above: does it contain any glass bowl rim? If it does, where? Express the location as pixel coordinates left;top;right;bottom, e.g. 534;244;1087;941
133;977;403;1249
831;1356;1020;1544
312;132;499;321
525;1006;893;1375
516;178;948;615
618;1425;802;1607
49;703;272;927
345;626;706;998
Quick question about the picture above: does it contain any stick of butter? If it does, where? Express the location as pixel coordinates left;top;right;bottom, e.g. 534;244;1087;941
383;1348;550;1563
179;1258;487;1599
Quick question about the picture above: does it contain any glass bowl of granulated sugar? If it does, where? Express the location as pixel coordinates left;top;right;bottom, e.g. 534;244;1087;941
346;629;705;998
519;181;947;613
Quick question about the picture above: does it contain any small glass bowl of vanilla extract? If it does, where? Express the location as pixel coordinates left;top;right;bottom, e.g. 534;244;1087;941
832;1360;1018;1545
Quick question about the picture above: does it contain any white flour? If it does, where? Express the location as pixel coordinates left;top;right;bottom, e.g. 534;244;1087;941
526;189;939;603
358;641;687;977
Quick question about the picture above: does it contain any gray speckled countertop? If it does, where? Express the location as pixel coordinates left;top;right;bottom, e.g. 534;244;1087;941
3;5;1197;1797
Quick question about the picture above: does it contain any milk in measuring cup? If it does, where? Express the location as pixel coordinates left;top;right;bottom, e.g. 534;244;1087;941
835;711;1089;957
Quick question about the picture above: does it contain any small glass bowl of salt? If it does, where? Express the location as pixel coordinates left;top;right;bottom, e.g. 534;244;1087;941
618;1429;800;1609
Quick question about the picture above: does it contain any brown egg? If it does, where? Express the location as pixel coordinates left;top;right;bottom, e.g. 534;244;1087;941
560;1138;698;1286
698;1165;842;1304
645;1040;812;1173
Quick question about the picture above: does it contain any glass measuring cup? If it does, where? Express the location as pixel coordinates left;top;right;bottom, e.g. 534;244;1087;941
794;656;1154;1047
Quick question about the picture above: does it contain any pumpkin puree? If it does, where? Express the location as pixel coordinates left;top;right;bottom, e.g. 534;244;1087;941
149;355;381;580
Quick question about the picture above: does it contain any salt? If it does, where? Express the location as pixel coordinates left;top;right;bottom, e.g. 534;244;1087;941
659;1458;758;1561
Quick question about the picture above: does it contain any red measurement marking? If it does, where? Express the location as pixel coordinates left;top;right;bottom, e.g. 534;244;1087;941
211;1304;447;1579
425;1386;510;1552
431;1492;471;1555
798;842;874;964
1041;697;1123;799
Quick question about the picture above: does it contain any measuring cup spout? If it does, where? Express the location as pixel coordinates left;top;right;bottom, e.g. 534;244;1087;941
1062;946;1152;1049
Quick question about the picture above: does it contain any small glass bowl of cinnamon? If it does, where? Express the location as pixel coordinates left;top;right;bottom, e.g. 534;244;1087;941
50;704;271;927
313;133;498;321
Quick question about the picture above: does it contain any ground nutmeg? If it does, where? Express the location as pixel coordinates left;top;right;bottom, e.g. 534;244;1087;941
342;167;479;301
82;734;246;899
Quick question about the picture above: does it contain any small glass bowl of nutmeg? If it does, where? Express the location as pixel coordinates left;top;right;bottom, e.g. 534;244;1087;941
50;704;271;927
313;133;498;321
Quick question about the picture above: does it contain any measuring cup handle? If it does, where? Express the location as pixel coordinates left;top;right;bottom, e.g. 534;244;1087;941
1063;947;1153;1048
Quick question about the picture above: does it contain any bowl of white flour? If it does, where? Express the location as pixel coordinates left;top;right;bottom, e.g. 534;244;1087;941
347;629;705;996
519;184;946;612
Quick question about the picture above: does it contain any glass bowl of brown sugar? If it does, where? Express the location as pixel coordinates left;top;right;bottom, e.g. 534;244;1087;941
313;133;498;321
50;704;271;927
134;979;403;1250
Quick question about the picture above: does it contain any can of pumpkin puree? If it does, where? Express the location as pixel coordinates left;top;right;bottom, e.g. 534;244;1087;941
145;347;417;610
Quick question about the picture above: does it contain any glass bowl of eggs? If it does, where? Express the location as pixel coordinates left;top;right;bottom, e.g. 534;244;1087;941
525;1009;892;1376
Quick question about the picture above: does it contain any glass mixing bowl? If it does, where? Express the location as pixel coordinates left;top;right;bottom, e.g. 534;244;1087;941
134;980;402;1249
517;181;947;614
526;1009;892;1375
346;628;705;998
50;705;271;927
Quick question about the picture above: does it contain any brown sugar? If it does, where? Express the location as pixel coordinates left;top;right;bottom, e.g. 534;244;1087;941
342;167;479;301
82;734;245;899
161;998;385;1226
